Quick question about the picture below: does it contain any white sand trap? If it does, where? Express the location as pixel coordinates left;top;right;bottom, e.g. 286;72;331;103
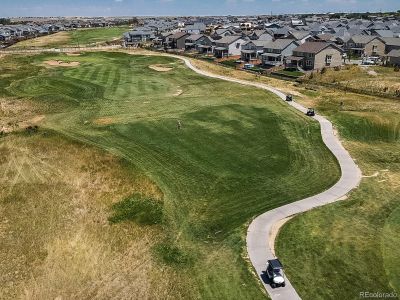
44;60;80;67
66;52;82;56
149;64;173;72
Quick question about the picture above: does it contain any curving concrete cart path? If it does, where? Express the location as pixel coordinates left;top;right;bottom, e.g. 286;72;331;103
174;56;362;300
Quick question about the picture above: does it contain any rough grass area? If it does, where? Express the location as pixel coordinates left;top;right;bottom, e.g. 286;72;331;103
275;69;304;77
0;132;168;299
306;65;400;98
10;26;129;49
276;78;400;299
0;52;341;298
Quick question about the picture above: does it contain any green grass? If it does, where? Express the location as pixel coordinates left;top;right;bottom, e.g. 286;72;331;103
0;52;341;298
67;26;130;46
10;26;129;49
109;194;163;225
276;84;400;299
276;69;304;77
220;59;238;68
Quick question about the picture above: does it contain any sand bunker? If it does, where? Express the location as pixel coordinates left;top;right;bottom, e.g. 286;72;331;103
44;60;80;67
66;52;82;57
149;64;173;72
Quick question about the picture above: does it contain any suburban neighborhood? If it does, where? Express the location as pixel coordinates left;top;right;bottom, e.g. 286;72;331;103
121;14;400;73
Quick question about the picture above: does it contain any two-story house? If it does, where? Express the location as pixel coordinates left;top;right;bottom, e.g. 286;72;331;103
261;39;299;67
344;35;384;57
214;35;248;58
288;42;343;70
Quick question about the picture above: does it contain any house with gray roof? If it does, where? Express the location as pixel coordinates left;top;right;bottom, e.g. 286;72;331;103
261;39;299;67
344;35;381;57
385;49;400;66
214;35;248;58
382;37;400;53
241;40;271;61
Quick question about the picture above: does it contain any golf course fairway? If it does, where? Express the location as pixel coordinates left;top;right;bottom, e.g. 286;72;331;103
0;51;340;299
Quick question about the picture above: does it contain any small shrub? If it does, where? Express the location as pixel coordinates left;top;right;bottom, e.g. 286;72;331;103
394;65;400;72
321;67;327;74
108;194;163;225
334;66;341;71
309;72;314;79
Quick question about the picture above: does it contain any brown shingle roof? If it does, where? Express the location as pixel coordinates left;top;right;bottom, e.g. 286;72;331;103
293;42;341;54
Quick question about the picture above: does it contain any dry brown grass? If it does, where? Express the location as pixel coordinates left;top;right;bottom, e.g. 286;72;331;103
0;132;181;299
0;98;45;133
10;32;71;49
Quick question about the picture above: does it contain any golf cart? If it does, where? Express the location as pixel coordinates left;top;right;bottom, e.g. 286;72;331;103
266;259;286;288
286;94;293;102
306;108;315;116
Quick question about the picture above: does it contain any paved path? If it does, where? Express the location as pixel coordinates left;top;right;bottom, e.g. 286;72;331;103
2;49;362;299
174;56;362;300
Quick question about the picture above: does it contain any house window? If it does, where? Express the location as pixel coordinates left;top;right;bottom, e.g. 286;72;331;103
236;43;240;49
372;45;378;53
306;60;312;67
326;55;332;65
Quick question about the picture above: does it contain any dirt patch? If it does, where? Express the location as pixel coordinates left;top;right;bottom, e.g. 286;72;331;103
44;60;80;67
149;64;173;72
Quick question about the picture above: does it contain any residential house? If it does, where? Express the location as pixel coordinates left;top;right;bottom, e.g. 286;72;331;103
241;40;269;61
183;23;206;34
185;34;212;52
364;37;386;57
247;30;273;41
288;42;343;71
214;35;247;58
385;49;400;66
124;30;154;46
165;32;190;49
344;35;383;57
382;37;400;53
286;30;314;44
261;39;299;67
195;35;214;54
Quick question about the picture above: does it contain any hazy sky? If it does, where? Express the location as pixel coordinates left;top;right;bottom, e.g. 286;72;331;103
1;0;399;17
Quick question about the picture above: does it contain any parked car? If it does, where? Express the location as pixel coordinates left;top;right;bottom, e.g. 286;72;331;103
286;94;293;102
243;63;254;69
266;259;286;288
